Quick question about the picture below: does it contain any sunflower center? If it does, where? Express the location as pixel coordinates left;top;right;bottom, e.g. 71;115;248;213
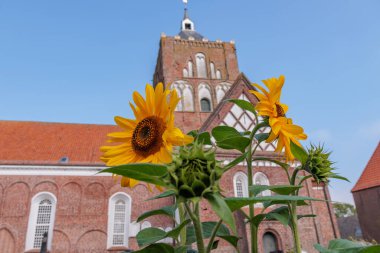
275;103;286;117
132;116;165;157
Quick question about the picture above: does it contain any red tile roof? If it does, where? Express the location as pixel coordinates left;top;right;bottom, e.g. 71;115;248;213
0;121;119;166
352;141;380;192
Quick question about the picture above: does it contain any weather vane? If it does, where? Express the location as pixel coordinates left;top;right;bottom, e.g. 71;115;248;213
183;0;188;8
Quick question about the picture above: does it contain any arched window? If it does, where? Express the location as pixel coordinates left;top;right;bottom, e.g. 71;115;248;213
253;172;271;198
183;85;194;111
107;192;131;248
216;70;222;79
183;68;188;78
198;83;213;112
25;192;57;251
188;61;193;77
200;98;211;112
215;83;232;103
196;53;207;78
263;232;279;253
141;221;151;230
216;88;225;104
210;62;216;79
171;83;183;111
233;172;248;197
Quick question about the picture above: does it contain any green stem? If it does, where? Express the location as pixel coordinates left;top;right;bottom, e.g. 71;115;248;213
290;202;302;253
185;202;205;253
178;202;187;246
247;122;266;253
289;168;302;253
206;219;223;253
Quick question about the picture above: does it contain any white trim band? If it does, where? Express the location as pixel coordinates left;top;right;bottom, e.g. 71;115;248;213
0;165;108;176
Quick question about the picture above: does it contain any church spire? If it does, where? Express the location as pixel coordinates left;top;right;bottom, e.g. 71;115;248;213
181;0;194;32
178;0;204;40
183;0;189;19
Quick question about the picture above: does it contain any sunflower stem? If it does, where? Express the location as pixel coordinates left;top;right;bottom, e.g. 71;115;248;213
185;201;205;253
206;219;223;253
178;202;187;246
289;168;302;253
247;121;266;253
290;201;302;253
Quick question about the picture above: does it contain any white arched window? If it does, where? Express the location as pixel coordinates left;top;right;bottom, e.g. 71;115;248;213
188;61;193;77
183;68;188;78
107;192;131;248
171;83;183;111
215;83;231;103
216;88;225;104
196;53;207;78
254;172;270;207
25;192;57;251
233;172;248;197
141;221;151;230
183;85;194;111
210;62;216;79
216;70;222;79
198;83;213;112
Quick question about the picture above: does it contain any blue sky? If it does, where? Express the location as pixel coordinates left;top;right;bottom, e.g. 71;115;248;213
1;0;379;204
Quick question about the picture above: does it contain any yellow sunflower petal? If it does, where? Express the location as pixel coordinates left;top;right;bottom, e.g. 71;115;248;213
114;116;137;130
252;83;269;97
120;176;130;187
158;147;173;164
145;84;155;114
133;91;150;117
129;178;139;188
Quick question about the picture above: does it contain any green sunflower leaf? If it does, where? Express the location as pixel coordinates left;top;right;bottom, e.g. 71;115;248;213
137;228;167;247
216;136;250;153
249;185;302;196
147;190;176;201
197;131;212;145
133;243;175;253
212;126;241;141
225;195;323;212
204;193;237;234
226;99;257;116
99;163;168;187
255;133;269;143
137;205;177;223
290;141;308;164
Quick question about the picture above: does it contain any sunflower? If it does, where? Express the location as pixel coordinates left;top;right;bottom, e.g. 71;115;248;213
101;83;194;187
266;117;307;161
249;75;307;160
249;75;289;118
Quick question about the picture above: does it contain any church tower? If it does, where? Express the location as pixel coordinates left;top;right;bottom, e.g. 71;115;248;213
153;5;240;133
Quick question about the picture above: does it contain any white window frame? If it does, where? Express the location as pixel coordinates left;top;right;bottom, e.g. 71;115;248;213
25;192;57;251
233;172;249;197
198;83;213;112
188;61;193;77
210;62;216;79
216;70;222;79
253;172;271;207
107;192;132;249
196;53;207;78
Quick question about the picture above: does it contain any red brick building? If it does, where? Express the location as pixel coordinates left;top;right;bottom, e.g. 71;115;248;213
352;142;380;243
0;8;339;253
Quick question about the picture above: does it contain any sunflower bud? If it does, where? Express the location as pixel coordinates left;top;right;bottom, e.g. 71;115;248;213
167;142;222;199
303;144;335;183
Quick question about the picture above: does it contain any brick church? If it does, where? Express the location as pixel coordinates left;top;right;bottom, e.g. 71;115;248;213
0;6;339;253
